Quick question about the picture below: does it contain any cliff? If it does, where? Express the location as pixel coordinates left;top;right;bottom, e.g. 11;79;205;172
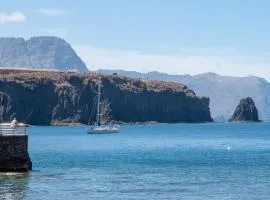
98;70;270;122
0;69;213;125
0;37;88;72
230;97;260;122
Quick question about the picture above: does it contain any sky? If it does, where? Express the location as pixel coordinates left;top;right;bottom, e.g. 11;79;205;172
1;0;270;80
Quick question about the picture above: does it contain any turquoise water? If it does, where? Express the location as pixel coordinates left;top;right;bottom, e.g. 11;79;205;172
1;123;270;200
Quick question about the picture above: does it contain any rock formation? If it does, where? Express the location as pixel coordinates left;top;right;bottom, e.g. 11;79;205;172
98;70;270;122
0;37;88;72
230;97;260;122
0;69;213;125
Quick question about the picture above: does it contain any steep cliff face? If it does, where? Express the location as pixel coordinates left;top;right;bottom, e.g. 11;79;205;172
0;70;212;125
0;92;14;122
230;97;260;122
99;70;270;122
0;37;88;72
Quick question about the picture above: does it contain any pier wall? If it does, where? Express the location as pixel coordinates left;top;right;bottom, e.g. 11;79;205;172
0;135;32;172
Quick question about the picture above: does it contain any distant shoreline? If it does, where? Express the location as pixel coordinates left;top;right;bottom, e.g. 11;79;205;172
49;120;266;126
48;120;218;126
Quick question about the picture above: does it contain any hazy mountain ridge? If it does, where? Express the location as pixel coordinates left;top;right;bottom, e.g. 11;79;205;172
98;70;270;121
0;37;88;72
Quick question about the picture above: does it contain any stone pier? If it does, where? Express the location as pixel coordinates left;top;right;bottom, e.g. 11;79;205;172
0;135;32;172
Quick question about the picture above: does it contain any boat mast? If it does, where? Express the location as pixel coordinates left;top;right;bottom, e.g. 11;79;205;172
97;79;101;126
250;105;253;121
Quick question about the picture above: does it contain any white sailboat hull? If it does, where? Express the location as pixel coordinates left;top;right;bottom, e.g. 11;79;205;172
87;125;120;134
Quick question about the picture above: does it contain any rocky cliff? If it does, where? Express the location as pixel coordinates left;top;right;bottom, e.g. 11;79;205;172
98;70;270;122
230;97;260;122
0;69;212;125
0;37;88;72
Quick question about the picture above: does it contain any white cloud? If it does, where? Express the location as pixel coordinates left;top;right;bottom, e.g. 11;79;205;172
42;28;67;37
0;11;26;24
74;45;270;81
37;9;66;16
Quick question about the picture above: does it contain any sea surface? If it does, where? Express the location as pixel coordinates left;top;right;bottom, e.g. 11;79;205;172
1;123;270;200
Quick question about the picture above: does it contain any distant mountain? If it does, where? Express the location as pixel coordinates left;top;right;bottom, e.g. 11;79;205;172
98;70;270;121
0;36;88;72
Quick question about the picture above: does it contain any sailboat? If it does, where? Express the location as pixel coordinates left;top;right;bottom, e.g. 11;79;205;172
87;79;120;134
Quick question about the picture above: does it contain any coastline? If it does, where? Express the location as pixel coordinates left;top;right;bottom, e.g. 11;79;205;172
50;122;82;126
48;120;218;126
44;120;266;126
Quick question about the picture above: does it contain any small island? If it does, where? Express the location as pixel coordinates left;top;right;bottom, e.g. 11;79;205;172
229;97;261;122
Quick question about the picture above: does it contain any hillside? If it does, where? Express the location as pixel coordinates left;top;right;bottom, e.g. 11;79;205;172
0;69;212;125
0;37;88;72
98;70;270;121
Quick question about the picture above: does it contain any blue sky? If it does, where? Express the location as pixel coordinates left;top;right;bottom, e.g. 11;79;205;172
1;0;270;80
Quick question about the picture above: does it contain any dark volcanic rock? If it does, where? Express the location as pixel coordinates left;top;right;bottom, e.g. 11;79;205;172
0;37;88;72
0;69;213;125
98;70;270;122
0;92;14;122
230;97;260;122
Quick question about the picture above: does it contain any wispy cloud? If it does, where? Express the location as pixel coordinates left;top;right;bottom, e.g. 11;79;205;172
74;45;270;81
0;11;26;24
37;9;66;16
42;28;67;37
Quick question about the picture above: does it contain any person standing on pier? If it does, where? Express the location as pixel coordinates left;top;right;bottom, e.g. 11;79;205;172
10;118;18;134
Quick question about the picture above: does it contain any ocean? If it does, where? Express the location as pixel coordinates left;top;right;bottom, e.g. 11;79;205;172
0;123;270;200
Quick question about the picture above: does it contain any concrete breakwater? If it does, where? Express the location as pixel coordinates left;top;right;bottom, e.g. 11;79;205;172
0;135;32;172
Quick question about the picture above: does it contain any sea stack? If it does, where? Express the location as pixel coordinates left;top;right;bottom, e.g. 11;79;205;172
229;97;260;122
